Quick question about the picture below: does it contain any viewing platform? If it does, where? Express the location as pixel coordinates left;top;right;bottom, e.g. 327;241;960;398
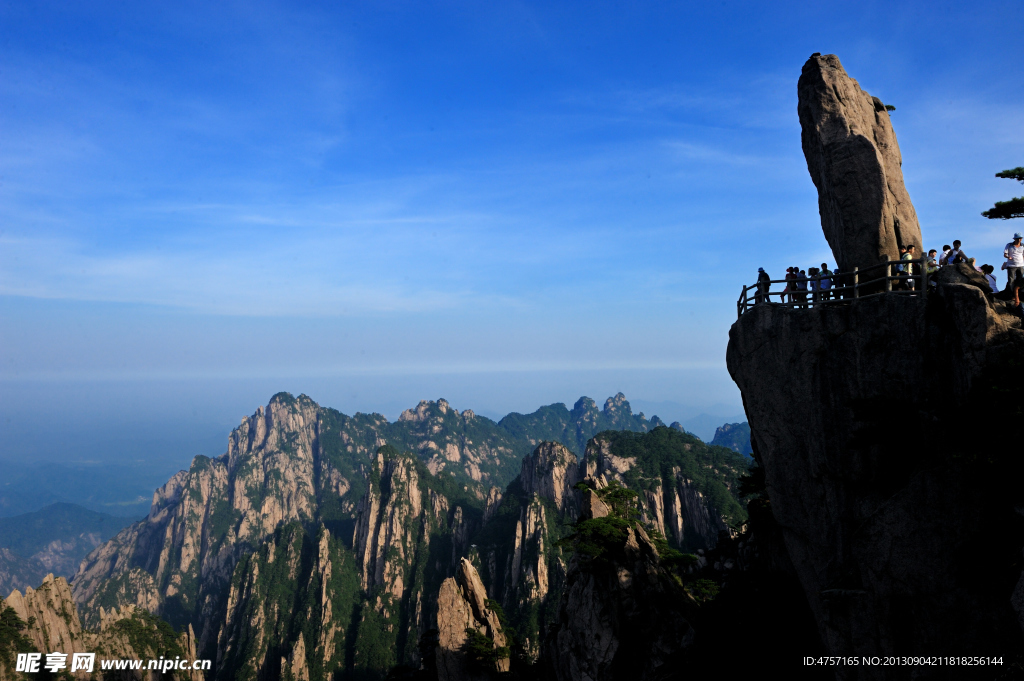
737;258;928;318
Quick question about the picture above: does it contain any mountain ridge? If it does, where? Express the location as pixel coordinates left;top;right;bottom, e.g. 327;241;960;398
59;391;748;679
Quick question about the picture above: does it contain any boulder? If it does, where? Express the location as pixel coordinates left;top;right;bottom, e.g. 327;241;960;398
798;53;922;272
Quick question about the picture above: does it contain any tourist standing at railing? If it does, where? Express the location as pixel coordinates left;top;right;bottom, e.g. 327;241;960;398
819;263;833;301
926;252;939;285
782;268;798;303
1004;232;1023;293
906;245;919;290
939;245;951;266
901;244;917;288
796;269;809;308
756;267;771;304
809;267;821;303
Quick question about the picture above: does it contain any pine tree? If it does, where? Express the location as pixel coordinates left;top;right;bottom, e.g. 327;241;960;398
981;167;1024;219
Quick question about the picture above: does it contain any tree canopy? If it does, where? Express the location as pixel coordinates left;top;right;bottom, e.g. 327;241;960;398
981;167;1024;220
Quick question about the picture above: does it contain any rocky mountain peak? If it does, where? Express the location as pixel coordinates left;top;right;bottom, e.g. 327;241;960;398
518;442;580;514
602;392;630;415
400;398;453;423
798;53;922;271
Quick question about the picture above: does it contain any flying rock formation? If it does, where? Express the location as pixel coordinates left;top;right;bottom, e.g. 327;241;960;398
798;53;922;271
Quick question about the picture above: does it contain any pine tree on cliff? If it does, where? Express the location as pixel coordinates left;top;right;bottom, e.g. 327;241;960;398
981;167;1024;219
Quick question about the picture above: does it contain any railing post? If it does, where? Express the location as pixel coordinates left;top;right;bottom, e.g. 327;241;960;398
853;267;859;299
886;262;892;292
920;257;928;293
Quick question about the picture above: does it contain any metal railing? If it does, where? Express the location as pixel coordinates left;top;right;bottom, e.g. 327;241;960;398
737;258;929;319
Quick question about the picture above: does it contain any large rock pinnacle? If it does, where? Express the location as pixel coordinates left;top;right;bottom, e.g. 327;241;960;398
798;53;922;272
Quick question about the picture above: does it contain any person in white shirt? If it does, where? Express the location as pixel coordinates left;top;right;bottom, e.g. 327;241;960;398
981;264;998;293
946;240;963;265
939;245;951;266
1004;232;1023;292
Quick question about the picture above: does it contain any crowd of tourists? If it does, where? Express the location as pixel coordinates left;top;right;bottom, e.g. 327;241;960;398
752;232;1024;312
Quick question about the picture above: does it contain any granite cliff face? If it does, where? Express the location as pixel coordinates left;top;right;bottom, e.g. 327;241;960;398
542;525;694;681
728;264;1024;672
435;558;509;681
210;444;478;679
584;431;745;551
73;394;332;653
1;574;202;681
471;442;580;663
799;53;922;272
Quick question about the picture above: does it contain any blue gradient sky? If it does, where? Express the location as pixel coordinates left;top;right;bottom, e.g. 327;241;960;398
2;1;1023;468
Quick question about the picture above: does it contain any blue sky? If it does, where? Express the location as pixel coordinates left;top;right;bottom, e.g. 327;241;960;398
2;1;1023;469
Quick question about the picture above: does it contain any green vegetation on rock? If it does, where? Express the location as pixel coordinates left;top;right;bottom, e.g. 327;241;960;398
593;427;749;529
0;605;37;677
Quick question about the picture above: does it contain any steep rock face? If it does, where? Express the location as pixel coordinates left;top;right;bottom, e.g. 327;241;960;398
727;267;1024;670
474;443;581;661
70;392;665;658
798;53;922;271
583;433;739;550
215;445;472;679
73;394;329;654
435;558;509;681
1;574;203;681
393;399;522;485
215;524;352;681
5;575;85;658
542;525;694;681
518;442;580;516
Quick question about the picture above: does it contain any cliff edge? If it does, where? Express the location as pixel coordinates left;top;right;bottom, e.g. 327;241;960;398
727;266;1024;676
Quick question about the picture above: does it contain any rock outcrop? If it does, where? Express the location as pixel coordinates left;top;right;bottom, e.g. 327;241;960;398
584;433;737;550
542;525;694;681
727;264;1024;672
798;53;922;271
1;574;203;681
216;445;473;679
436;558;510;681
73;394;329;654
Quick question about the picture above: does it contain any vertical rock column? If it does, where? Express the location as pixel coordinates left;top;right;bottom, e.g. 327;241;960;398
436;558;509;681
798;53;922;271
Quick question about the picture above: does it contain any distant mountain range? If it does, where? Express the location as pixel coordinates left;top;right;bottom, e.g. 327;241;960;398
710;422;752;456
0;392;747;519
